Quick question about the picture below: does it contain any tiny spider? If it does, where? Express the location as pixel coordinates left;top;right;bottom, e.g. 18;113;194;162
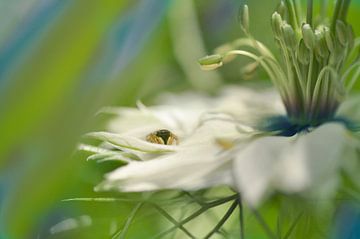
146;129;179;145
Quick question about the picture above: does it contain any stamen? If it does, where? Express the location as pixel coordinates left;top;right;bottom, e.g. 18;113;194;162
200;0;357;133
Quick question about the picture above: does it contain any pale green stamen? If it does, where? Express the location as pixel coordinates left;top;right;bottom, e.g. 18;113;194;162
199;1;360;128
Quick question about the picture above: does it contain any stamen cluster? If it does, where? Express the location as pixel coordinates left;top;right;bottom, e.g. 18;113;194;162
270;0;355;126
199;0;359;130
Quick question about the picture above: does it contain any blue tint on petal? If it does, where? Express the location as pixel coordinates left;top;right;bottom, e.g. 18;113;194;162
260;115;359;136
259;116;311;136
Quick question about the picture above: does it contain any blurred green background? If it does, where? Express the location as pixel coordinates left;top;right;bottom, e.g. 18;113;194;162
0;0;359;238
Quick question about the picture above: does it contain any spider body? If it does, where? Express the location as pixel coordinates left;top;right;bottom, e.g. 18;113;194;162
146;129;179;145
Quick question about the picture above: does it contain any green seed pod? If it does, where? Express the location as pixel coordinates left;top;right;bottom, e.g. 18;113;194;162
314;30;329;59
282;23;297;50
323;27;334;52
240;4;250;33
336;20;348;46
277;1;286;17
241;61;259;76
297;39;310;65
198;55;223;70
347;24;355;50
329;44;345;65
271;12;283;38
301;24;315;50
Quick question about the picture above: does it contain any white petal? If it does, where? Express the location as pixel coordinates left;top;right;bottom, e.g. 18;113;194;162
232;123;348;206
232;136;289;206
96;119;240;192
86;131;177;153
96;144;233;192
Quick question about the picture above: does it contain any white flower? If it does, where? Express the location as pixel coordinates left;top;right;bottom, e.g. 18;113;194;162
82;0;360;207
83;86;360;206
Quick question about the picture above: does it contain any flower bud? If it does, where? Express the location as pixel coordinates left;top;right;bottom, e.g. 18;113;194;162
336;20;348;46
301;24;315;49
347;24;355;50
241;61;259;76
282;23;297;50
271;12;283;38
276;1;286;17
323;27;334;52
297;39;310;65
198;55;223;70
314;30;329;59
240;4;250;33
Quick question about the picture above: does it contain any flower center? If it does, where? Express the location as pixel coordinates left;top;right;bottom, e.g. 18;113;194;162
269;0;353;127
199;0;359;133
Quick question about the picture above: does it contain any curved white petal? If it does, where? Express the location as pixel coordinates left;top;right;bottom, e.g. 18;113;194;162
233;123;348;206
232;136;289;206
96;144;233;192
86;131;177;153
96;119;239;192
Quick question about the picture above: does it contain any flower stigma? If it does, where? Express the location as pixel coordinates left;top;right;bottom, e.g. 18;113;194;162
199;0;360;136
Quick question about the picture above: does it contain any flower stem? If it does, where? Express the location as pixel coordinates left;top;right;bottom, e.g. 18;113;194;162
307;0;313;25
238;196;245;239
331;0;343;32
153;204;196;239
204;199;238;239
251;208;277;239
152;194;238;239
339;0;351;22
112;202;144;239
283;212;303;239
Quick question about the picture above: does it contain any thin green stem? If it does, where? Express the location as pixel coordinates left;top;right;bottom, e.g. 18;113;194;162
285;0;299;30
112;202;143;239
307;0;313;25
320;0;328;20
339;0;351;22
306;52;315;107
283;212;303;239
224;50;286;94
310;66;342;117
276;38;299;109
239;197;245;239
341;61;360;82
294;0;302;26
290;51;306;95
204;199;238;239
346;67;360;92
331;0;343;32
251;208;277;239
276;215;282;239
153;204;196;239
152;194;238;239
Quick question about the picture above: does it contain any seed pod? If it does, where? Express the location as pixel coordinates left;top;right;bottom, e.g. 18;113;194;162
323;27;334;52
282;23;297;50
329;44;345;65
347;24;355;50
271;12;283;38
314;30;329;59
241;61;259;76
198;55;223;70
298;39;310;65
336;20;348;46
276;1;286;17
301;24;315;50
